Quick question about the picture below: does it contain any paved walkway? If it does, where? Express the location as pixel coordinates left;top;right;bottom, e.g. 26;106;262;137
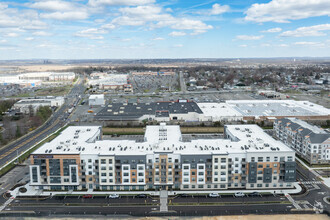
285;193;302;210
0;197;14;212
159;190;168;212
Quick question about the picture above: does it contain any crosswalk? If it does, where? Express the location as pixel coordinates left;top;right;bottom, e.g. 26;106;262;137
0;197;14;212
285;193;302;210
300;181;323;185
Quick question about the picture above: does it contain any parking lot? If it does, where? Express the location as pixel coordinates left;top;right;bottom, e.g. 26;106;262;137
14;192;283;205
132;74;179;93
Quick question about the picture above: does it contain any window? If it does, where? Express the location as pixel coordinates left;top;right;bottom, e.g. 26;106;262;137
274;163;278;167
266;157;270;162
214;158;218;163
88;159;92;163
251;157;255;162
274;157;278;162
258;157;263;162
101;159;106;164
221;158;226;163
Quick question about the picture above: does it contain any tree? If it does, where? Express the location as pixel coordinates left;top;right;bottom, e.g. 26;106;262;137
15;125;21;138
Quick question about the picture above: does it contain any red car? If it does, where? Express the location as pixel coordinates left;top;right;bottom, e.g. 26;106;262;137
82;194;93;198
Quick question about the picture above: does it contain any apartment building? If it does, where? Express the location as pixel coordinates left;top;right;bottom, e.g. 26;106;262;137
274;118;330;164
29;123;296;191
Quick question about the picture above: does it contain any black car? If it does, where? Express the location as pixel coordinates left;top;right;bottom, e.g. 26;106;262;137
135;194;148;198
248;192;261;197
178;193;191;197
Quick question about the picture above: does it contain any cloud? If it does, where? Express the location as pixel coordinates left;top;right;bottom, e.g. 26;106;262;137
169;31;186;37
88;0;155;7
5;33;19;37
245;0;330;23
209;3;230;15
173;44;183;47
239;44;248;47
280;24;330;37
25;37;34;41
33;31;52;36
152;37;165;40
293;41;325;47
108;5;212;35
75;28;108;39
41;11;89;20
261;27;282;33
28;1;76;12
236;35;264;40
29;0;89;21
0;3;47;30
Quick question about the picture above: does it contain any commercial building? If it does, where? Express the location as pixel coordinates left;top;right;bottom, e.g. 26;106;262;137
274;118;330;164
89;94;105;107
29;123;296;191
87;74;132;92
95;100;330;123
19;72;75;82
13;97;64;114
95;100;203;121
225;100;330;121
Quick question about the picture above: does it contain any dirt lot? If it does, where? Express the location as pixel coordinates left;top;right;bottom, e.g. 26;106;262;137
35;85;72;96
102;127;224;135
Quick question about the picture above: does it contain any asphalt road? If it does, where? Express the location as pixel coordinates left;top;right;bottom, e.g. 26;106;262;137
0;78;85;170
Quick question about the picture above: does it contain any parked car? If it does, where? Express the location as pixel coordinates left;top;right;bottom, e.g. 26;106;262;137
109;194;119;199
178;193;191;197
135;194;148;198
248;192;261;197
82;194;93;198
234;192;245;197
208;193;220;198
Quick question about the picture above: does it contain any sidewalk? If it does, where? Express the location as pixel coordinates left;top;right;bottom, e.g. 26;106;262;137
9;182;302;198
296;157;330;188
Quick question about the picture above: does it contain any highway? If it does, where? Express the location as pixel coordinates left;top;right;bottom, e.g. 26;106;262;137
0;77;85;170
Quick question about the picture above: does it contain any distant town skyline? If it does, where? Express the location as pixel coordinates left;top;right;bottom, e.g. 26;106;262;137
0;0;329;59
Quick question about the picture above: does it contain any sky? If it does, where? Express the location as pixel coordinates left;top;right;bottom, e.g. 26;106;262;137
0;0;329;59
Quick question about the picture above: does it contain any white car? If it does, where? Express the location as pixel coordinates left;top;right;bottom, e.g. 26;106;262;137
234;192;245;197
208;193;220;198
109;194;119;199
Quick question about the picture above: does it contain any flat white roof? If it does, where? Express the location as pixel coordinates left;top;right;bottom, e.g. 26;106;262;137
226;100;330;117
197;102;242;117
89;94;104;99
32;124;294;156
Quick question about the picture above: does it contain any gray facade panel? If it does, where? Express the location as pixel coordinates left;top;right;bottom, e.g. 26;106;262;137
284;161;296;182
248;162;257;183
263;168;272;183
